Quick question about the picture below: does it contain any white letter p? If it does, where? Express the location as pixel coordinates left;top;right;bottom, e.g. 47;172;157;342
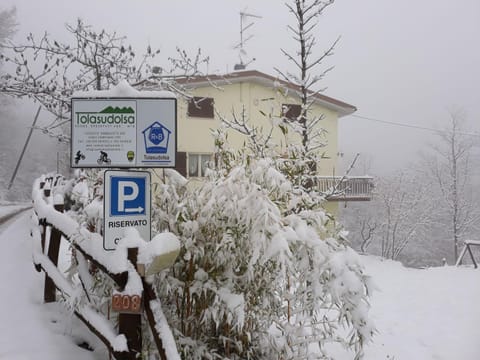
118;181;139;212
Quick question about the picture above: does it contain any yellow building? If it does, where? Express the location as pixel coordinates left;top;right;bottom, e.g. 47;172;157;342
170;70;372;202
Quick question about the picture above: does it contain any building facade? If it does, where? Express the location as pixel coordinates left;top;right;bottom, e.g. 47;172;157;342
170;70;372;202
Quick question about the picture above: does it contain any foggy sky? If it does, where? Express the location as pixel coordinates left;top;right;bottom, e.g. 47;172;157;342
3;0;480;174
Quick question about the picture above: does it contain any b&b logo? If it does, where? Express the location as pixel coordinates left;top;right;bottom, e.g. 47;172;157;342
148;126;164;145
142;121;172;154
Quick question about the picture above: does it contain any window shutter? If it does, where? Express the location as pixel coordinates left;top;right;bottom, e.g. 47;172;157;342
188;97;214;118
175;152;187;177
282;104;302;121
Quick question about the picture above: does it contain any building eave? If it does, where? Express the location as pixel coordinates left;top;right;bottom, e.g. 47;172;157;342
174;70;357;117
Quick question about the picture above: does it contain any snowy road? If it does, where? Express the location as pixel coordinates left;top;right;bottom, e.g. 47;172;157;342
0;204;32;232
0;212;99;360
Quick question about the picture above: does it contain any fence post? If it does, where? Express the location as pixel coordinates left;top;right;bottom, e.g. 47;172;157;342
44;195;64;303
34;181;47;272
54;175;62;187
38;181;47;253
143;279;168;360
118;247;142;359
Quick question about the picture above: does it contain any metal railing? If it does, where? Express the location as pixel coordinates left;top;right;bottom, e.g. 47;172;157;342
316;176;374;201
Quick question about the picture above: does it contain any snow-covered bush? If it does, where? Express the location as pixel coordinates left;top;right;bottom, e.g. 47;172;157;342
42;123;373;359
151;132;374;359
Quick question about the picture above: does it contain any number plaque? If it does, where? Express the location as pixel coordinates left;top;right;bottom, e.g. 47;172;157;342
111;293;142;313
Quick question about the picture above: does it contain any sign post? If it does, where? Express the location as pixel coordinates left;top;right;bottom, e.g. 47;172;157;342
103;170;151;251
69;84;178;358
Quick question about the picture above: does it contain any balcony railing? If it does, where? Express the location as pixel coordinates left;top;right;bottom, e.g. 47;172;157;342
315;176;374;201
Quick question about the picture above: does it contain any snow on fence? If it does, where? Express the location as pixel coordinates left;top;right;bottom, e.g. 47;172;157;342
31;174;180;360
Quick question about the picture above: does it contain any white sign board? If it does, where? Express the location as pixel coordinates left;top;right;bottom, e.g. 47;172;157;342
71;98;176;168
104;170;151;251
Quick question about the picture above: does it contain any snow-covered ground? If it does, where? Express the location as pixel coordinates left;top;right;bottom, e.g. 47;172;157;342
359;257;480;359
1;210;479;359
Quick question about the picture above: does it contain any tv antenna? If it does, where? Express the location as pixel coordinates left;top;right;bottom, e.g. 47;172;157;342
233;10;262;70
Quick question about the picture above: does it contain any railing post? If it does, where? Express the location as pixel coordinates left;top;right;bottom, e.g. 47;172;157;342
38;181;48;254
143;279;168;360
44;195;64;303
54;175;62;187
43;183;51;198
34;181;47;272
118;247;142;359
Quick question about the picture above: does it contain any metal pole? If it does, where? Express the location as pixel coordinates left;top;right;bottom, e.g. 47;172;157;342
7;106;42;189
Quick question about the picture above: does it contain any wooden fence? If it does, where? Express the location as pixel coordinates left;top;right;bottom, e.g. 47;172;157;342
456;240;480;268
31;174;179;360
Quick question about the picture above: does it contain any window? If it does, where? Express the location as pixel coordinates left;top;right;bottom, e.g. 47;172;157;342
188;153;212;177
282;103;302;121
187;97;214;118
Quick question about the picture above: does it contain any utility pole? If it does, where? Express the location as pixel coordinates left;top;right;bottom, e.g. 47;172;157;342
8;106;42;189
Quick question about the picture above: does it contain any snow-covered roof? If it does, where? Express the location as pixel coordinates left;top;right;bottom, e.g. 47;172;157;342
73;80;176;98
174;70;357;117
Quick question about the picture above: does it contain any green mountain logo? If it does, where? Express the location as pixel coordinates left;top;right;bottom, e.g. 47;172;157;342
99;106;135;114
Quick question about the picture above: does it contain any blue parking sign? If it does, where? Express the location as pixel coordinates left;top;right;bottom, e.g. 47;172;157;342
110;176;146;216
104;170;151;251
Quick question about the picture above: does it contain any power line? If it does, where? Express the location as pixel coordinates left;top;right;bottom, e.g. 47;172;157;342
349;114;480;137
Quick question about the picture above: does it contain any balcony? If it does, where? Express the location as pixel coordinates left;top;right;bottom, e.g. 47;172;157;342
315;176;374;201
